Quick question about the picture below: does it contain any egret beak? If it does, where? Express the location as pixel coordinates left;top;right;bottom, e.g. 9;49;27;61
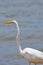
4;21;14;24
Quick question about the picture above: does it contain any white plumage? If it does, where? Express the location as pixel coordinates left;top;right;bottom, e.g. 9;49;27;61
4;20;43;65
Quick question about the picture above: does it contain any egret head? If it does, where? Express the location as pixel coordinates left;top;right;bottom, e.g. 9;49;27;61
4;20;19;31
4;20;17;24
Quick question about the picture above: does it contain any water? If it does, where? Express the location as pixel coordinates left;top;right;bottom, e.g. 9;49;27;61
0;0;43;65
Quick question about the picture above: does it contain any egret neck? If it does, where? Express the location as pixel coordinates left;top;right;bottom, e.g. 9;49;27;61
13;20;22;54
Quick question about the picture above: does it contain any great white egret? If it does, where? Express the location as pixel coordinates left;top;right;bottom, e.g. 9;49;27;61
4;20;43;65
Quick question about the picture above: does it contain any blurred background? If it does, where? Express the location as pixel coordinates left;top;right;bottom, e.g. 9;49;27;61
0;0;43;65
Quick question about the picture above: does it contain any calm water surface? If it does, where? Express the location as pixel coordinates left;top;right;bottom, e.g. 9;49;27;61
0;0;43;65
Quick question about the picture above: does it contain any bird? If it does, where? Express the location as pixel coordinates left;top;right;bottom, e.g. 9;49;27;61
4;20;43;65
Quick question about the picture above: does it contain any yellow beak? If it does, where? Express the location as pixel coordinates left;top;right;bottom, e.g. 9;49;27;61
4;21;14;24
